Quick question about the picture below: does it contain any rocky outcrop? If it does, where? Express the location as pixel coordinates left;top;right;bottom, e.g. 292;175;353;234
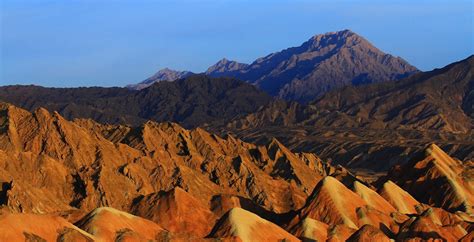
0;103;473;240
0;103;327;215
130;187;216;238
385;144;474;213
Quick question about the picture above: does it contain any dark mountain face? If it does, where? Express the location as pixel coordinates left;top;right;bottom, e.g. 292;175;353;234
227;55;474;133
0;75;272;128
207;30;418;102
310;55;474;132
127;68;194;90
218;55;474;170
127;30;417;102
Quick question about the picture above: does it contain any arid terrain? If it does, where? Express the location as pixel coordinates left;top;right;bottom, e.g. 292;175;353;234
0;30;473;241
0;103;473;241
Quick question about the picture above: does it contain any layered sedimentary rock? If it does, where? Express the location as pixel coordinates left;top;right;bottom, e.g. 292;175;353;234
0;103;472;241
385;143;474;213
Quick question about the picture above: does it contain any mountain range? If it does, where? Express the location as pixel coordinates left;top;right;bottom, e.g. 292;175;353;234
129;30;418;102
0;75;272;128
220;55;474;170
0;104;472;241
126;68;194;90
0;29;473;241
2;55;472;171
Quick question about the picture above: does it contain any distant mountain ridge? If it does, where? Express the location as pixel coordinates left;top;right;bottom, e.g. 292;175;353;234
129;30;418;101
0;57;472;172
0;75;272;127
127;68;194;90
219;55;474;170
227;55;474;133
205;58;249;76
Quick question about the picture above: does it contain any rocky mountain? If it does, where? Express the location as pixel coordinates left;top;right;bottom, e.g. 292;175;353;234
0;103;329;239
205;58;249;76
127;30;417;101
207;29;418;102
382;144;474;214
127;58;249;91
227;54;474;133
0;103;473;241
220;55;474;170
0;75;272;128
1;57;472;172
310;54;474;133
126;68;194;90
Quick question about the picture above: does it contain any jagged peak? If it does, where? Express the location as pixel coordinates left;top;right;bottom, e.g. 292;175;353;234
126;67;194;90
312;29;355;38
267;137;284;147
166;186;190;199
266;137;294;159
153;67;191;75
212;58;240;66
310;175;365;203
307;29;369;50
34;107;51;116
0;102;30;120
143;120;183;131
302;175;367;229
206;58;249;74
216;58;231;64
419;143;463;176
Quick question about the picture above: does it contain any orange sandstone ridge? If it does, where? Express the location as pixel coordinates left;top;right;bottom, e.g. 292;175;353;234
0;103;472;241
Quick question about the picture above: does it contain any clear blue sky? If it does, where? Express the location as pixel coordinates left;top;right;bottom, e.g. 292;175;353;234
1;0;473;87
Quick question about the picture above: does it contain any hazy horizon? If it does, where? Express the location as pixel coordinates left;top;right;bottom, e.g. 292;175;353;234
1;0;473;87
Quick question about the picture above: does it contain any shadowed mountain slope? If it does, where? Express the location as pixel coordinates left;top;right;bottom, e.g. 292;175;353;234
220;55;474;170
207;29;418;102
383;144;474;213
0;75;272;128
226;55;474;132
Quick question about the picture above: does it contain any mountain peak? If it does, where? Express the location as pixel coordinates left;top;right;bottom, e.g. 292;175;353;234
146;68;193;82
126;29;418;100
305;29;369;51
315;29;355;37
216;58;230;63
206;58;248;76
127;68;194;90
204;29;418;102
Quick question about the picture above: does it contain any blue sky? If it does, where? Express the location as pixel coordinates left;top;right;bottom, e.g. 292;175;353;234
1;0;473;87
